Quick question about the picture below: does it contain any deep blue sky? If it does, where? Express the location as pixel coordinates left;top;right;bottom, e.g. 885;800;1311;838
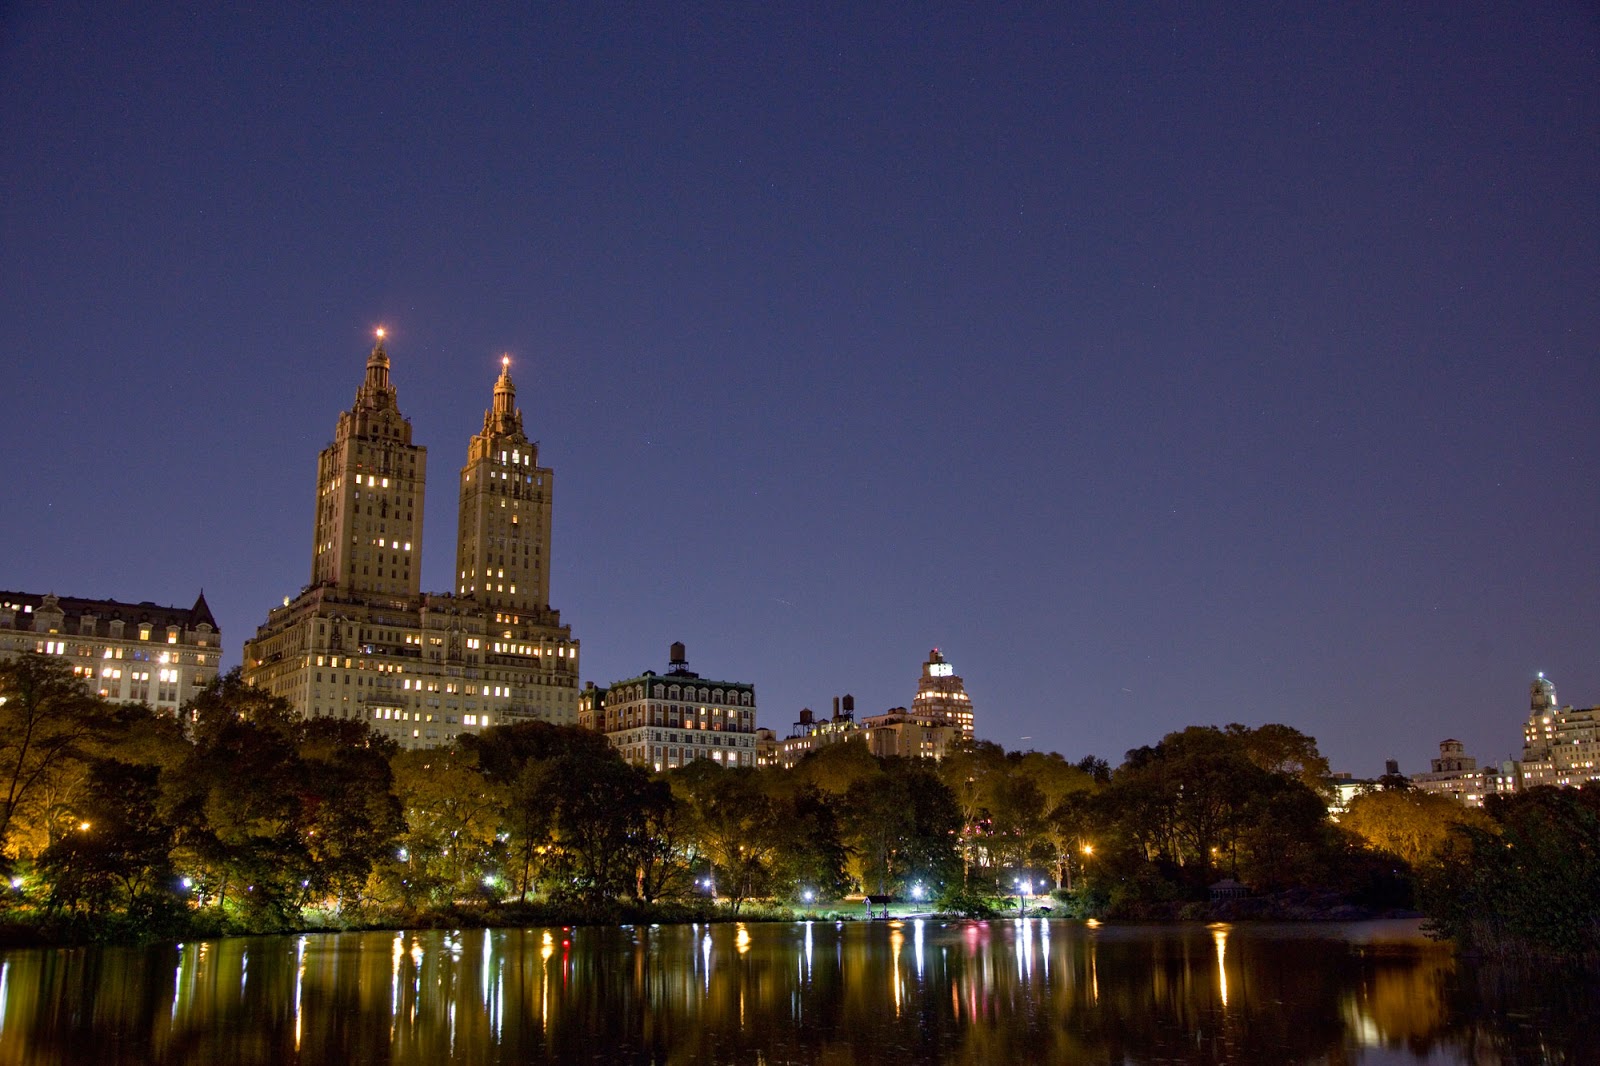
4;3;1597;775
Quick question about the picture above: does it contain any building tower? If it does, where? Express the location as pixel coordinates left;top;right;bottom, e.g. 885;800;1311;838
244;333;580;748
911;647;975;742
456;357;555;614
310;329;427;598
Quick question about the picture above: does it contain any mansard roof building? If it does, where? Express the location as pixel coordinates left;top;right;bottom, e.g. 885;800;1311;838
1;590;221;712
580;642;757;771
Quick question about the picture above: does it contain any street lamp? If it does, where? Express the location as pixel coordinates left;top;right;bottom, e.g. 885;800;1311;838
1015;877;1033;917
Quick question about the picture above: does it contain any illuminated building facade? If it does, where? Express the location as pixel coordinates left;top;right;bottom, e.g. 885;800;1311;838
859;707;960;760
911;648;975;741
579;643;757;771
1410;739;1517;807
1520;673;1600;788
243;333;579;749
0;591;220;713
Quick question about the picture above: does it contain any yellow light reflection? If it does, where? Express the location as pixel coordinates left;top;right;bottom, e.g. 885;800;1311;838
890;926;905;1016
1211;923;1230;1008
736;924;751;955
540;930;553;1030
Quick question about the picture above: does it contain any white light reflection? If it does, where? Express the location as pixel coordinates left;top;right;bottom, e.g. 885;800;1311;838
913;918;925;979
0;960;9;1024
702;931;713;991
1040;917;1050;981
294;935;306;1051
1018;917;1034;980
804;920;814;978
171;945;183;1020
390;933;404;1037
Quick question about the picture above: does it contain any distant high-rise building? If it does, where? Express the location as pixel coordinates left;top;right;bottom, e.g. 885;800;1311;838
243;332;579;748
1520;673;1600;788
1;591;221;712
579;642;757;770
911;648;974;741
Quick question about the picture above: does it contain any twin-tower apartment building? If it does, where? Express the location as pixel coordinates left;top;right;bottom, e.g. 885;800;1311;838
242;332;579;747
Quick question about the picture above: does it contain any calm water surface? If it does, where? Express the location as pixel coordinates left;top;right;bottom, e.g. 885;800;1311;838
0;918;1592;1064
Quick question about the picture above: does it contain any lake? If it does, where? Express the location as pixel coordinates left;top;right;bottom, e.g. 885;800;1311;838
0;918;1592;1064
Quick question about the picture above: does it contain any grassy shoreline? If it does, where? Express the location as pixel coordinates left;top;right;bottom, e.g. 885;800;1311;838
0;895;1428;949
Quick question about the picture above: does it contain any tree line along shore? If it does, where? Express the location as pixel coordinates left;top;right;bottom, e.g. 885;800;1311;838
1;654;1595;961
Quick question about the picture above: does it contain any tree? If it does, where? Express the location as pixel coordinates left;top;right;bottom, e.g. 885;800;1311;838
465;720;660;906
1100;725;1339;893
1341;789;1494;869
167;670;310;924
671;762;782;914
37;758;177;917
1225;723;1333;799
937;740;1010;884
1422;786;1600;960
1075;755;1111;785
633;779;693;903
389;748;505;906
296;718;402;910
0;654;120;861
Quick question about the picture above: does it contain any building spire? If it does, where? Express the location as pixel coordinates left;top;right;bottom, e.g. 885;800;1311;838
354;326;399;411
494;354;516;414
364;327;392;390
483;355;525;438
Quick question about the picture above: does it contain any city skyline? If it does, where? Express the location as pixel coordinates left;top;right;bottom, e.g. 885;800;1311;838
3;5;1597;774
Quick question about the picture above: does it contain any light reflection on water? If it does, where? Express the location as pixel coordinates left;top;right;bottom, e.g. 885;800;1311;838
0;919;1593;1064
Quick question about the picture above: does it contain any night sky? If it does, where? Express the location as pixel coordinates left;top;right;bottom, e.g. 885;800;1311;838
4;3;1597;776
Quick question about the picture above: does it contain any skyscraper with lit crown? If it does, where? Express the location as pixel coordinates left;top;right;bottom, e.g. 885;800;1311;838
911;648;975;741
243;331;579;748
455;357;555;617
310;330;427;598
